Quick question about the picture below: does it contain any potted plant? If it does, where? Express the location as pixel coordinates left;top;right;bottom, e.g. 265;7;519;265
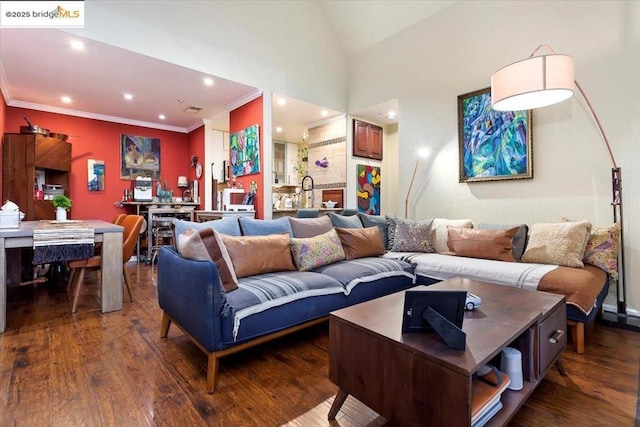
52;195;72;221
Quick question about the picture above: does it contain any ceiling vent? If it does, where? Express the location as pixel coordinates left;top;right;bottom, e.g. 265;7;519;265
184;105;203;114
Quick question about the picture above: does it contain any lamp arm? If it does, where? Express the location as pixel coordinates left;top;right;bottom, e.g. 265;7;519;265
573;80;617;168
404;158;421;218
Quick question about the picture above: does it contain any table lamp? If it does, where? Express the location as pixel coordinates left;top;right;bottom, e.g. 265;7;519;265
491;45;631;327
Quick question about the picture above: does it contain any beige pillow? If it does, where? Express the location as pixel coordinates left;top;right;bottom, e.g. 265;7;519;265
335;227;386;260
447;226;518;262
431;218;473;253
221;233;296;278
288;215;333;238
521;221;592;267
178;228;238;292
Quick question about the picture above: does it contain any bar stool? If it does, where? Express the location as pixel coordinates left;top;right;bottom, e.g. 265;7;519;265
151;216;174;267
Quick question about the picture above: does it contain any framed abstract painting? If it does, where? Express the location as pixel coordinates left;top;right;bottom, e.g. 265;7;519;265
230;124;260;177
457;87;533;183
120;134;161;180
356;164;381;215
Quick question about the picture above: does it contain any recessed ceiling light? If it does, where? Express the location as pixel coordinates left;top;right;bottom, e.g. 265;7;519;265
203;77;214;86
387;110;397;119
276;126;283;133
123;93;133;100
70;40;84;50
277;98;286;106
158;114;166;120
61;96;72;104
320;110;328;117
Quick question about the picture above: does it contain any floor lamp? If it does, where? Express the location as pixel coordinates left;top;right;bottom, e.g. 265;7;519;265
491;45;635;329
404;149;428;218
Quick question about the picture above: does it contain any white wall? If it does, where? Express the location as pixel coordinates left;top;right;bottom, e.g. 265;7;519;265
349;1;640;312
74;1;348;113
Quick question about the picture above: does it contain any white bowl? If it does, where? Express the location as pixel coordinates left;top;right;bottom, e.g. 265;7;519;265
323;201;337;208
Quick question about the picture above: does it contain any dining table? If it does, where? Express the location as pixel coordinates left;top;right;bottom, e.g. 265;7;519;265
0;219;124;333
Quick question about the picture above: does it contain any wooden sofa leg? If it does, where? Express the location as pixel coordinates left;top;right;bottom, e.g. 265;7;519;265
160;312;172;338
567;320;585;354
206;352;219;393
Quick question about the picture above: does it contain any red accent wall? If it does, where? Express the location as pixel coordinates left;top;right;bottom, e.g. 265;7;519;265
0;92;6;189
187;124;205;209
4;107;193;221
229;95;264;219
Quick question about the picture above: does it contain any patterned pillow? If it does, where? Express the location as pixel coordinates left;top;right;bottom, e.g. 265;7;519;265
391;217;435;253
178;228;238;292
290;229;346;271
386;216;397;250
521;221;592;267
583;223;620;279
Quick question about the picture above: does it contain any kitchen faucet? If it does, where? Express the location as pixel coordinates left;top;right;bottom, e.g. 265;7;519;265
273;171;279;184
301;175;314;208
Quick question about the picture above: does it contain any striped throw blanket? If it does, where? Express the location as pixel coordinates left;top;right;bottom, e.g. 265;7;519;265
32;221;95;264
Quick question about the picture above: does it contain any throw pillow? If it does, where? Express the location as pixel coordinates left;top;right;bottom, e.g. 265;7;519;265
521;221;592;268
583;223;620;279
335;227;386;260
178;228;238;292
238;216;293;236
359;213;389;248
391;217;435;253
221;233;296;278
288;215;333;238
386;215;397;251
328;212;363;229
173;217;241;249
431;218;473;253
447;226;518;262
290;229;346;271
476;223;529;261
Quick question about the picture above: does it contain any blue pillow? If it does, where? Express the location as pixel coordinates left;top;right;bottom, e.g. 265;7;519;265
359;213;389;248
173;217;241;238
238;216;293;236
328;212;363;229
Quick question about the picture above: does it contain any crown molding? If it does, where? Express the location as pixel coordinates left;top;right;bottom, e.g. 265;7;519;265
0;62;12;106
224;89;263;112
7;100;189;133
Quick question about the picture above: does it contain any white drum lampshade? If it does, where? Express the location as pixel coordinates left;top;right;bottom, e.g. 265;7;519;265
491;54;575;111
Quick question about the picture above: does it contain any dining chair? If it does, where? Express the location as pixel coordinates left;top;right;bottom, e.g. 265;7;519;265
68;214;144;313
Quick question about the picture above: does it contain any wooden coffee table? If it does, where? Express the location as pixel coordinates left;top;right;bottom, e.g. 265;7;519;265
328;278;566;426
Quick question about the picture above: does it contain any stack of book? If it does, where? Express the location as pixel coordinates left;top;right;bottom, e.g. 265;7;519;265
471;370;511;427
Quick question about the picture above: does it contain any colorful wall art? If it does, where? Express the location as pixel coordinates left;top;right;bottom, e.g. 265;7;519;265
88;159;105;191
120;134;161;179
230;124;260;177
357;164;381;215
457;87;533;182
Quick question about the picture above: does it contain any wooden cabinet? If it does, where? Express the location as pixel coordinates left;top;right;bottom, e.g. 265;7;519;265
353;119;383;160
2;133;71;221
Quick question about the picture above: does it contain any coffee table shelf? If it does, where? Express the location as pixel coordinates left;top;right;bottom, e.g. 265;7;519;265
328;278;566;426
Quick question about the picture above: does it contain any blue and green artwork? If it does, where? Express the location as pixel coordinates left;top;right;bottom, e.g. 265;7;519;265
459;88;532;182
230;124;260;177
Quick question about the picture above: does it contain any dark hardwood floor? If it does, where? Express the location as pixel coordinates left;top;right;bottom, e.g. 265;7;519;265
0;261;638;426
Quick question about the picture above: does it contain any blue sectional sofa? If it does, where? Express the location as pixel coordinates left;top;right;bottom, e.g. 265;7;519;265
158;215;415;392
158;212;613;391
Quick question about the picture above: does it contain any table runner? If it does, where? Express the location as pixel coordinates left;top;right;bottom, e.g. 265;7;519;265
32;220;95;264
